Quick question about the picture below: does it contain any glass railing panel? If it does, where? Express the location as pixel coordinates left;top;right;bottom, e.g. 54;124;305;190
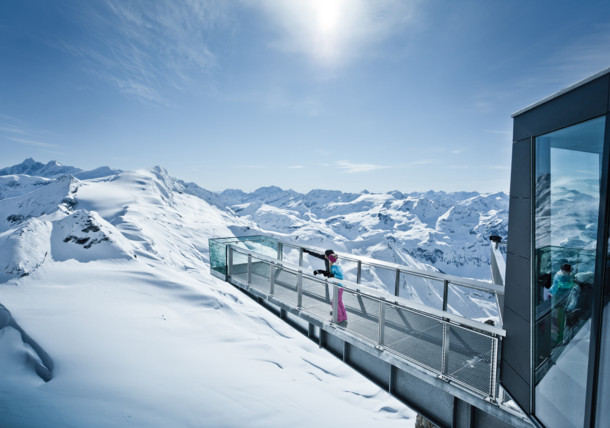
342;291;380;343
300;275;332;319
446;283;499;325
259;236;280;258
209;238;228;275
246;254;272;294
383;304;443;372
398;274;445;311
279;245;303;267
230;247;249;276
272;266;299;306
356;264;394;293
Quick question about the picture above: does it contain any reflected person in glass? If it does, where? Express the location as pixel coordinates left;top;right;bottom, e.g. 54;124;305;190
549;263;576;345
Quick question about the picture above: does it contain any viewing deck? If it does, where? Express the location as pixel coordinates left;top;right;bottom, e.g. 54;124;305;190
209;235;531;428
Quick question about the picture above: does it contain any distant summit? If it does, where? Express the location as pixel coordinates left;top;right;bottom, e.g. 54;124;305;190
0;158;81;178
0;158;121;180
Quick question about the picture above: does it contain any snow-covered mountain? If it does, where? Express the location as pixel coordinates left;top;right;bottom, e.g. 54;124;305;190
217;186;509;281
0;159;417;427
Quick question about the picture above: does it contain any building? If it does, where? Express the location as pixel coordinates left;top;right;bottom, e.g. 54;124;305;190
502;67;610;428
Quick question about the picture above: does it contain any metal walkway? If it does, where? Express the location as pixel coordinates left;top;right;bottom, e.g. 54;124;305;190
209;235;532;428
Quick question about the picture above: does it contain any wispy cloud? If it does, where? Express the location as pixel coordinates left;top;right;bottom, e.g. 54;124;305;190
0;118;60;149
247;0;422;70
5;136;59;148
57;1;230;104
332;160;392;173
234;164;305;169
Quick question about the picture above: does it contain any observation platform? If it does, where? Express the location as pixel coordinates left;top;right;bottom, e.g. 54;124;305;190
209;235;532;428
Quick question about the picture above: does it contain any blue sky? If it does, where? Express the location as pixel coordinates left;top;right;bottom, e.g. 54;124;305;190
1;0;609;193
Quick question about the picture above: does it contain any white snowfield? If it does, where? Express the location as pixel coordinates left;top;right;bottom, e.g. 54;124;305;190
0;160;417;427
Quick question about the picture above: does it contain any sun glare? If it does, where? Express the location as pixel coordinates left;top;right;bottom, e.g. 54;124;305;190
310;0;348;65
314;0;341;35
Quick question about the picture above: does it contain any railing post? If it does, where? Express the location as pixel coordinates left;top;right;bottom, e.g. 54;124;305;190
442;279;449;312
297;270;303;308
490;337;499;400
247;254;252;284
299;248;304;267
394;269;400;297
269;263;275;295
227;245;233;277
356;261;362;284
441;323;450;379
277;242;283;261
378;300;385;346
332;283;339;324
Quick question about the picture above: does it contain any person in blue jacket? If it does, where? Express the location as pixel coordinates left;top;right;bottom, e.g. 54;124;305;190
550;263;576;344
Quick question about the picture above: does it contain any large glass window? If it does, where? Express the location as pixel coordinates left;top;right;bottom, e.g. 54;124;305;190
533;116;606;428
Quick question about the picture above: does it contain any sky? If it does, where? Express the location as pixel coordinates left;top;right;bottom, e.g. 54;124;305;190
1;0;610;194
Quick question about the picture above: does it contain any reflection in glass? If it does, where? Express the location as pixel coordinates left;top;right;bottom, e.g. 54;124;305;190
533;116;605;428
596;299;610;427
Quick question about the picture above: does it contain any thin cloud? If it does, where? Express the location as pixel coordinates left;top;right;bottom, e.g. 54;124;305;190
56;1;229;104
333;160;391;173
0;126;27;135
5;136;59;148
0;119;61;148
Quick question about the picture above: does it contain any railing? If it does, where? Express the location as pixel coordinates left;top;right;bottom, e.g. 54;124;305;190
210;235;506;400
211;235;505;323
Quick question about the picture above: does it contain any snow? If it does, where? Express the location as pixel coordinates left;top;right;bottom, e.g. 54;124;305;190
0;160;416;427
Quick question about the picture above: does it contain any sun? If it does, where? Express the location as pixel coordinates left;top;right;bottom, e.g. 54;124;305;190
310;0;348;65
314;0;342;35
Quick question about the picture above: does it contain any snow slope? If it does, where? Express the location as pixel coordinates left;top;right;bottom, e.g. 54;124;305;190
0;160;416;427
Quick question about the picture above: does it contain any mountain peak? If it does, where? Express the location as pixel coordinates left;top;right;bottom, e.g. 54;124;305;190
0;158;81;178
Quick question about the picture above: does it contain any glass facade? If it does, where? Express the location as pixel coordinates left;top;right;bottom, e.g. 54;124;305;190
596;177;610;426
533;116;606;428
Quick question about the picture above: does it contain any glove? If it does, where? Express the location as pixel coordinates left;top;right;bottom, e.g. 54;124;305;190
313;270;322;275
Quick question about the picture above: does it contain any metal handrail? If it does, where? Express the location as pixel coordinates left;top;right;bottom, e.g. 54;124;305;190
282;240;505;295
211;235;504;325
225;242;505;399
228;243;505;336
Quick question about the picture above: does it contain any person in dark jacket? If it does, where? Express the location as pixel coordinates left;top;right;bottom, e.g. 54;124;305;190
303;248;337;277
